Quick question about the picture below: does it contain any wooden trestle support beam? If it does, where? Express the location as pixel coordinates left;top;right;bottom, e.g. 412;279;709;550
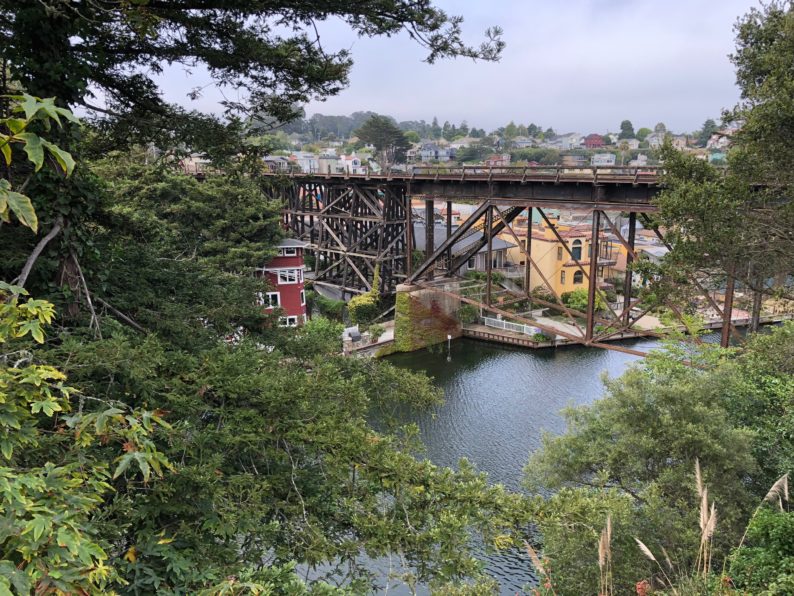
281;180;411;297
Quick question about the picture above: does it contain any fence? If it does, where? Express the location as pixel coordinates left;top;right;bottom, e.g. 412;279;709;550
482;316;542;337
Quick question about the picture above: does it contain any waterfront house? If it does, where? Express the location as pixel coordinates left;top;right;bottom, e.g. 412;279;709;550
497;214;617;296
413;222;516;275
256;239;308;326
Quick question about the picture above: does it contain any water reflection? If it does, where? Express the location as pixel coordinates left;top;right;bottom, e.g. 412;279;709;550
384;338;661;594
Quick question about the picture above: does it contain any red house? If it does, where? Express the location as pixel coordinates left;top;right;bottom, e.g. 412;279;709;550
584;134;605;149
258;239;308;326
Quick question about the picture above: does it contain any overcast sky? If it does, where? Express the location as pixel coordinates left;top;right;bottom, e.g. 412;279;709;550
156;0;760;134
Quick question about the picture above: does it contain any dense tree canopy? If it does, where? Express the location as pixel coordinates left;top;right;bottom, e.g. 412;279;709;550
1;1;503;142
354;115;410;167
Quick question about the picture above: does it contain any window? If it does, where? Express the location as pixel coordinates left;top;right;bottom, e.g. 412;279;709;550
278;269;302;284
571;239;582;261
560;271;566;284
300;290;306;306
467;256;476;270
283;247;297;256
520;239;527;250
265;292;280;308
279;316;298;327
557;247;563;260
573;271;584;284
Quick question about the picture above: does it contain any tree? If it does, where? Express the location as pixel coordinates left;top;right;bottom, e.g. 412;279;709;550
636;127;652;141
2;3;502;137
504;121;518;139
404;130;420;144
618;120;635;139
653;1;794;327
601;134;613;145
526;343;759;594
696;118;718;147
430;116;442;139
354;115;411;168
654;122;667;133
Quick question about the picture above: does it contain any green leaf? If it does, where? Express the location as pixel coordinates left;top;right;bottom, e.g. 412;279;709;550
54;106;81;125
5;118;27;134
41;140;75;176
113;453;134;479
17;93;40;120
16;132;44;171
5;190;38;233
37;97;61;125
0;560;31;594
0;440;12;460
56;527;80;555
23;516;50;541
0;137;10;166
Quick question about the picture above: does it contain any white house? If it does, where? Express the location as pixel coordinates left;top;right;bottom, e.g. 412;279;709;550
338;153;367;174
290;151;319;173
591;153;617;166
558;133;583;150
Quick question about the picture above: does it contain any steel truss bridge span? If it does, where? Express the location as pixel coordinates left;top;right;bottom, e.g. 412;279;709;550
272;168;739;354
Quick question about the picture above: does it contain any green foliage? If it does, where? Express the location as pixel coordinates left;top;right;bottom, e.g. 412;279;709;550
354;115;411;166
309;291;346;322
697;118;719;147
525;344;759;590
618;120;635;139
457;303;479;324
348;265;381;326
509;147;561;165
0;94;78;232
368;323;385;341
636;127;652;141
282;316;344;359
731;507;794;594
0;284;170;594
560;288;606;313
464;270;505;284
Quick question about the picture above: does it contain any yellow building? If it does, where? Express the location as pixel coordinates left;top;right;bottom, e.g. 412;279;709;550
498;214;617;297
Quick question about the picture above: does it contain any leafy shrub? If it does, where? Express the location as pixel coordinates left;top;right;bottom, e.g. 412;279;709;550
348;265;380;325
731;507;794;594
368;324;385;341
457;304;479;324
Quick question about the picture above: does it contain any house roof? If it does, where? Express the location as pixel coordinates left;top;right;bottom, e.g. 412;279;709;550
413;223;516;255
277;238;309;249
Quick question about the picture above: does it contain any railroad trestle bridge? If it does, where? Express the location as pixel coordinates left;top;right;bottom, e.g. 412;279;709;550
268;166;740;354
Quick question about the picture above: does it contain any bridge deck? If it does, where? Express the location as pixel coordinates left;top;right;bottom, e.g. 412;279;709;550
265;165;662;211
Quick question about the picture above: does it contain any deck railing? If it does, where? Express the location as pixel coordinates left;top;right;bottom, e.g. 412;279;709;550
482;316;542;337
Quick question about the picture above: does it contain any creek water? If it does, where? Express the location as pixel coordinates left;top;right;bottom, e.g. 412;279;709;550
383;336;662;594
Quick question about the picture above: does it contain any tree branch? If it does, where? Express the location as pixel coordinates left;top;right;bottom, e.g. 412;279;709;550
16;216;64;288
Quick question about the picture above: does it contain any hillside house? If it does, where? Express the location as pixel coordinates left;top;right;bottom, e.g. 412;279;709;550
591;153;617;166
484;154;511;167
584;134;605;149
418;143;456;162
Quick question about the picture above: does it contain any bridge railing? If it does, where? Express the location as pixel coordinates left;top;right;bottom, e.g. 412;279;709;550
270;164;664;183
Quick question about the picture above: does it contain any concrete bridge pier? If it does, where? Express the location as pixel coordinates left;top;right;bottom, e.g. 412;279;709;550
392;283;463;352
